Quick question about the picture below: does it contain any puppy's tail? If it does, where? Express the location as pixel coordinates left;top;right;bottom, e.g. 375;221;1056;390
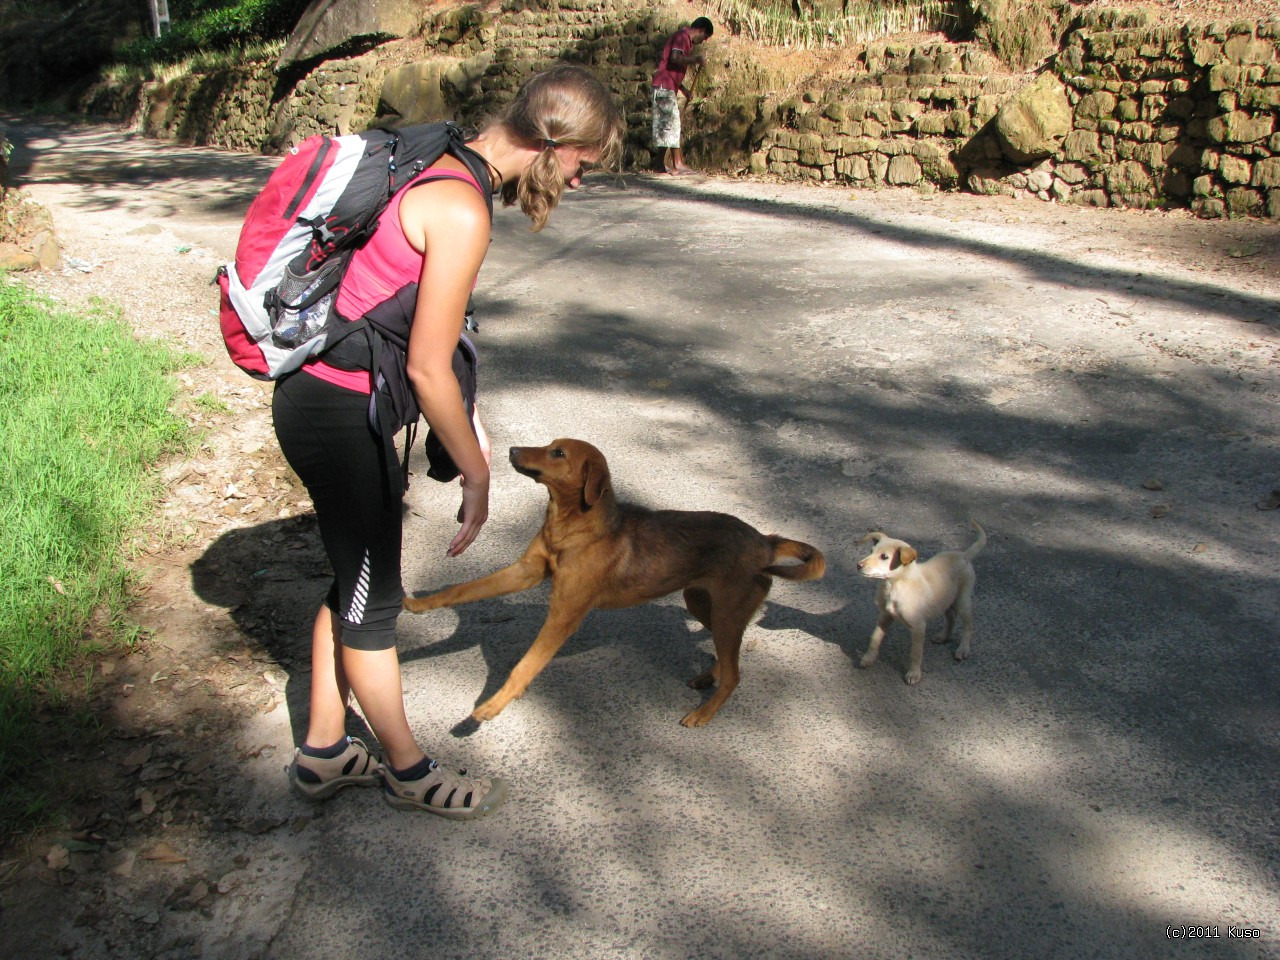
963;519;987;560
764;536;826;581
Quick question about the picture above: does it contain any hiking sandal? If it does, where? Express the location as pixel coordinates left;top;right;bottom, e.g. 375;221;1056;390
382;760;508;820
288;736;382;801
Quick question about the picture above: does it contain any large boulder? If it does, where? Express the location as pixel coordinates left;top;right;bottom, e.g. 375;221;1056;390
994;71;1072;165
0;178;61;272
380;63;449;124
277;0;425;69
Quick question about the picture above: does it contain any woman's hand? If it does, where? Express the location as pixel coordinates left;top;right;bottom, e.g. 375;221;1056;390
449;471;489;557
449;410;492;556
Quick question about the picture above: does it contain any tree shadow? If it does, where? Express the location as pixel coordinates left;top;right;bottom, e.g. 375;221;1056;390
16;114;1276;953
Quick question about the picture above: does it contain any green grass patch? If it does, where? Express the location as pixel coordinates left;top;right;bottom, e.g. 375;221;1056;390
116;0;311;67
193;391;231;414
0;277;189;841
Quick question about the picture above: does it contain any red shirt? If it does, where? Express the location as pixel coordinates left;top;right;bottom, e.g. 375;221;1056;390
651;27;693;91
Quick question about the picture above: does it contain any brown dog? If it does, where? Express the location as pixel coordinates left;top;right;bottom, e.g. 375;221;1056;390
404;439;826;727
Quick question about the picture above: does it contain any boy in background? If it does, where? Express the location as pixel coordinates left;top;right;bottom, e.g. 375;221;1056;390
650;16;713;175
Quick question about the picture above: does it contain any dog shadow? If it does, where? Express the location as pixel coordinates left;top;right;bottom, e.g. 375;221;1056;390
400;596;733;737
753;597;866;666
187;515;848;742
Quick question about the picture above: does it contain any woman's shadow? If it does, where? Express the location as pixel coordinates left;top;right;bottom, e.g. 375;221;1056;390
189;513;379;749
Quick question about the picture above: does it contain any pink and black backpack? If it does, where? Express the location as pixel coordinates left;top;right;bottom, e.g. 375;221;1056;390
216;120;489;381
216;120;491;490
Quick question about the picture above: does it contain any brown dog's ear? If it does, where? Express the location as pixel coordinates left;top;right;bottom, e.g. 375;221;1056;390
581;457;608;508
891;545;917;569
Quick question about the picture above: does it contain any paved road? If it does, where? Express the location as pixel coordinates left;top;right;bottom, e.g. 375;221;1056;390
4;115;1279;960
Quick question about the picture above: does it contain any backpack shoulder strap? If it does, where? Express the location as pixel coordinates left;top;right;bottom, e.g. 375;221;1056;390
377;120;494;220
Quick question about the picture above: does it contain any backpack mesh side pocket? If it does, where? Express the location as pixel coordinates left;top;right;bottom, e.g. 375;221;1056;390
269;251;352;350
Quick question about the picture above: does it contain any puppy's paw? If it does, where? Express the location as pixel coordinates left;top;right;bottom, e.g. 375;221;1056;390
858;653;878;669
931;633;951;645
953;645;971;662
904;668;923;685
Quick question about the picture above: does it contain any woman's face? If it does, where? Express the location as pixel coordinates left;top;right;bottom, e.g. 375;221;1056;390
555;146;602;189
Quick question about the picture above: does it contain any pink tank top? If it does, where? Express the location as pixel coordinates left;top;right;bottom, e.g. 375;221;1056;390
303;165;485;394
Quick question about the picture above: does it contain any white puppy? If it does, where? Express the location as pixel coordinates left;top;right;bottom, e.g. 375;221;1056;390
856;520;986;685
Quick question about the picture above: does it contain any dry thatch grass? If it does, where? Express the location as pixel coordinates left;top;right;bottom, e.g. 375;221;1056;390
707;0;958;49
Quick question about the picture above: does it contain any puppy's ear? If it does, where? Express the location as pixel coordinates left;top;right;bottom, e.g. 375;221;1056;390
858;531;884;546
581;457;609;508
892;545;917;568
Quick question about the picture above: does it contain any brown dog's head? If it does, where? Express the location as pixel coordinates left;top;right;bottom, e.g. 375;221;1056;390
856;531;917;579
509;439;612;511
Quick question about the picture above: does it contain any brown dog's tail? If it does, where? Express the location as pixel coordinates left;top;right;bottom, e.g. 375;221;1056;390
764;536;826;581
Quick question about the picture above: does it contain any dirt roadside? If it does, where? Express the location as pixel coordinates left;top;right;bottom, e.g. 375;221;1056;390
1;112;1279;958
1;117;325;958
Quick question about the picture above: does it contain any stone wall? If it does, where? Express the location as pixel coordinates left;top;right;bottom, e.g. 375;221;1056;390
747;16;1280;218
74;0;1279;219
739;41;1022;190
78;0;668;152
81;56;386;153
1058;20;1280;218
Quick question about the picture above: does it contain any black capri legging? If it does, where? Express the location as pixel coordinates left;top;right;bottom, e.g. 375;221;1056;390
273;370;403;651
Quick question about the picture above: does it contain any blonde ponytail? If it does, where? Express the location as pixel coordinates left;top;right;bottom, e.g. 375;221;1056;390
490;65;624;232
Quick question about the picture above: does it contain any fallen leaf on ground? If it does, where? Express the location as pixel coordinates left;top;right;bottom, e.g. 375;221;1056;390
1149;504;1171;518
217;871;243;894
46;846;69;870
123;744;152;768
139;763;177;782
142;842;187;864
109;850;137;877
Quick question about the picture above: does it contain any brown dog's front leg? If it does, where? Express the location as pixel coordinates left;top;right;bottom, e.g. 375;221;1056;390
403;555;547;613
471;597;591;722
